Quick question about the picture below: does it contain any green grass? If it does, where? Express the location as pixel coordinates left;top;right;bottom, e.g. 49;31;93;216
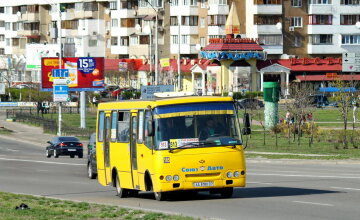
43;113;97;130
0;192;194;220
243;129;360;159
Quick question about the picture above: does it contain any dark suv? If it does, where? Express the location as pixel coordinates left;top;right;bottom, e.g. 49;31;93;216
87;133;97;179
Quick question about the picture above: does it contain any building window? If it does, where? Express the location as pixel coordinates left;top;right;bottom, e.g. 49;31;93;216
139;0;163;8
111;19;118;27
120;36;129;46
171;35;179;44
5;22;11;31
258;35;283;45
106;38;111;48
170;16;179;26
61;20;78;29
182;16;198;26
0;20;4;27
294;35;303;47
0;48;4;55
183;0;198;6
208;15;227;26
340;15;360;25
200;17;205;28
130;36;139;45
111;36;118;46
109;1;118;10
121;18;135;27
140;35;149;44
200;37;206;47
309;34;333;45
341;0;360;5
0;7;4;13
12;38;19;47
201;0;206;8
309;0;332;4
84;2;98;11
170;0;179;6
254;15;281;25
291;0;302;7
181;35;189;44
254;0;282;4
208;0;227;5
308;15;332;25
291;17;302;27
342;35;360;44
0;35;4;41
89;39;97;47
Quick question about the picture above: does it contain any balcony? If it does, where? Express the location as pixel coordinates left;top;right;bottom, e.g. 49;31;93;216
253;5;282;15
171;44;198;54
208;25;226;35
170;6;198;16
111;45;129;54
308;5;333;14
74;10;97;19
170;26;198;35
254;25;282;34
111;9;137;18
261;45;283;55
18;13;40;22
307;44;342;54
208;5;229;15
307;25;336;34
18;29;40;37
338;5;360;14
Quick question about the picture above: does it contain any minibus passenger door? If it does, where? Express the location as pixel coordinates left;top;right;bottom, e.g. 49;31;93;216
104;115;111;185
130;113;139;189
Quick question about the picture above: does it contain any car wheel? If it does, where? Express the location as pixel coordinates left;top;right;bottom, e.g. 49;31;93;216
78;154;83;158
220;187;233;198
115;174;128;198
154;191;168;201
46;150;51;158
87;163;96;179
70;155;75;158
53;150;59;158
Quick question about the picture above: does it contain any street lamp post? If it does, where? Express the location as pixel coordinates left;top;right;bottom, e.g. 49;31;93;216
145;0;159;85
57;3;62;136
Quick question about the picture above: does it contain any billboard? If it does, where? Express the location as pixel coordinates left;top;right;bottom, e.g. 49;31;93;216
26;44;59;70
41;57;105;91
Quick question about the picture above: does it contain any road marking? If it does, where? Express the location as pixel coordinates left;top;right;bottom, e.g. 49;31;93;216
250;173;360;179
293;201;334;207
0;157;84;166
247;181;273;185
7;149;19;152
331;187;360;191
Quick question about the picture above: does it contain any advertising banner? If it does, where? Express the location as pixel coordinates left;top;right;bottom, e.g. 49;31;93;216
41;57;105;91
26;44;59;70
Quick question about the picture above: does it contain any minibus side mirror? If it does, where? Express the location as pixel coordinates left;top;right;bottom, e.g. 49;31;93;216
242;113;251;135
147;120;154;136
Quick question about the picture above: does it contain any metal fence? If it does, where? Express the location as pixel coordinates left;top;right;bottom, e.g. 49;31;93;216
7;108;94;137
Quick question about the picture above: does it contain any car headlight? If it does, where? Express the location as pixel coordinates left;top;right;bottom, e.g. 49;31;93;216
234;171;240;177
226;171;233;178
166;175;172;181
173;175;180;181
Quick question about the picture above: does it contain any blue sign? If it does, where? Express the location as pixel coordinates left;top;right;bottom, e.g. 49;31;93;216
52;69;69;78
77;57;96;74
53;85;69;102
200;51;266;61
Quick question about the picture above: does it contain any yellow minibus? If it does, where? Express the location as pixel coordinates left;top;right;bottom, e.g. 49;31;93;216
96;96;250;201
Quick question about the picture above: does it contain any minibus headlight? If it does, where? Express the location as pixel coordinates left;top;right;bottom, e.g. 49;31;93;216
166;175;172;181
234;171;240;177
173;175;180;181
226;171;233;178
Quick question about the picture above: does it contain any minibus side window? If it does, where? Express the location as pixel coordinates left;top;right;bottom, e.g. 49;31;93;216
98;111;104;142
138;110;144;144
110;111;118;142
117;111;130;143
144;110;152;148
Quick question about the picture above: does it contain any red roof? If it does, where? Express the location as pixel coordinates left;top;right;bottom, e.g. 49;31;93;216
296;75;360;81
257;58;342;72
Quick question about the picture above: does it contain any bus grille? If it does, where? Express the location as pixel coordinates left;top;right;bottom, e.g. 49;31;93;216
185;172;221;178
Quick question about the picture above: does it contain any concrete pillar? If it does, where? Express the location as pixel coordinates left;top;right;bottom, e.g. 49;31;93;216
202;71;206;95
260;71;264;92
191;71;195;94
220;60;232;95
286;71;290;97
246;59;258;91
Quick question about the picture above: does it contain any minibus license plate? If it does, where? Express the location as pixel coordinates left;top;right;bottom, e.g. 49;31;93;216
68;149;76;151
193;181;214;187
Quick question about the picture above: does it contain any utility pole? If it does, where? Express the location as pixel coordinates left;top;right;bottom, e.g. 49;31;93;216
57;3;62;136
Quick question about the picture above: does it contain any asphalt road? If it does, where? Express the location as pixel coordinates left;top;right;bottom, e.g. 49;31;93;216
1;137;360;220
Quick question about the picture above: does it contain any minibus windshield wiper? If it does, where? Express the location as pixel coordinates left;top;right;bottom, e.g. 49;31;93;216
168;141;212;152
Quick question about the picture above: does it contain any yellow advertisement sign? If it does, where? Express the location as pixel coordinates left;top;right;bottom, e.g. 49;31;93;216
160;58;170;67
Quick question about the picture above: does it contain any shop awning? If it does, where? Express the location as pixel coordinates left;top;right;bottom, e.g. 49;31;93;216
319;87;356;92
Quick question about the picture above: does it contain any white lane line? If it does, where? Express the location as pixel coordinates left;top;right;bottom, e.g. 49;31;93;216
7;149;19;152
247;181;273;185
0;157;84;166
250;173;360;179
331;187;360;191
293;201;334;207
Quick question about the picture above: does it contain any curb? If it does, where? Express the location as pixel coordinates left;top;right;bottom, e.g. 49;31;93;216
246;158;360;165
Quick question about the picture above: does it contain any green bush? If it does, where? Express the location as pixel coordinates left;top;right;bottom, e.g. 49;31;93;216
232;92;243;100
121;91;134;100
245;91;263;98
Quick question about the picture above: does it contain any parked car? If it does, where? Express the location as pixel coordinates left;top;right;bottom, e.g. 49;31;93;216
237;98;264;109
46;136;83;158
87;133;97;179
309;95;338;108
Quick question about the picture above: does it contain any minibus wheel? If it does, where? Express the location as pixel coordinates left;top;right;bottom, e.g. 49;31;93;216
154;191;167;201
220;187;233;198
115;175;128;198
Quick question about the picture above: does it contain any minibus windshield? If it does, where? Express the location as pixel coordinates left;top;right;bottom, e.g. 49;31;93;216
153;102;241;150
